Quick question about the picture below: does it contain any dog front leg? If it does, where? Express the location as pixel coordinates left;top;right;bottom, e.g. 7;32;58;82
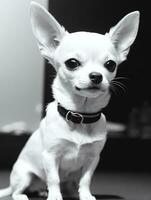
79;156;100;200
43;151;62;200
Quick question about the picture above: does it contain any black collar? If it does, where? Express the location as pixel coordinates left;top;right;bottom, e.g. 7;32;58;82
57;103;102;124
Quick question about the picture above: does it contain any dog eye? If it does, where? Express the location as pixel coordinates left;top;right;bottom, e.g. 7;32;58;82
65;58;81;70
104;60;116;72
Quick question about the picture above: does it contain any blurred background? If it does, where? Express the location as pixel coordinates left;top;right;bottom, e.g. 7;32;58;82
0;0;47;132
0;0;151;199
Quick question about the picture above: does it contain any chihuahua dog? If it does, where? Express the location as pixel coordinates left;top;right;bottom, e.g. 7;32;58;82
0;2;139;200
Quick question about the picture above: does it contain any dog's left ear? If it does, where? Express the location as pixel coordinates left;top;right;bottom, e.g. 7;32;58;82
108;11;140;61
30;2;67;63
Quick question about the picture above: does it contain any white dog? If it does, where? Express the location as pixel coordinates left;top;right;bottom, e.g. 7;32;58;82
0;2;139;200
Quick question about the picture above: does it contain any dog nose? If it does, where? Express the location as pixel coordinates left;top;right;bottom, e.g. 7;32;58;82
89;72;103;84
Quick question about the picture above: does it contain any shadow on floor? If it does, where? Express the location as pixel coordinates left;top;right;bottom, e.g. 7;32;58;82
26;190;124;200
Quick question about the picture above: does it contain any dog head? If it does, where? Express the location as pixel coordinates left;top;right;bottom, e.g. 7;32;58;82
30;2;139;99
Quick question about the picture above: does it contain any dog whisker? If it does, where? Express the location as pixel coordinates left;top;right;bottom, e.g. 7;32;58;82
112;81;127;89
113;76;129;81
109;85;119;96
112;82;127;93
110;80;127;96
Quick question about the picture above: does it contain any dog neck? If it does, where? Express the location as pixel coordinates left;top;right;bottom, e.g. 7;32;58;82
52;76;111;114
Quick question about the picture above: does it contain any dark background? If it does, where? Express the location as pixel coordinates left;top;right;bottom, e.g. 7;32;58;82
43;0;150;124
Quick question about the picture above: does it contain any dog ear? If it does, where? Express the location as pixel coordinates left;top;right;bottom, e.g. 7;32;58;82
108;11;140;61
30;2;67;62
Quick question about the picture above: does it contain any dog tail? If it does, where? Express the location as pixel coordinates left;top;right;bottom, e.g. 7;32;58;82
0;186;12;198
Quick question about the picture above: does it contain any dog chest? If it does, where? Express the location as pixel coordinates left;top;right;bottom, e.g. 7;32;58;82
58;139;103;172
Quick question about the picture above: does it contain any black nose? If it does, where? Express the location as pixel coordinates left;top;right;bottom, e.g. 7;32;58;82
89;72;103;84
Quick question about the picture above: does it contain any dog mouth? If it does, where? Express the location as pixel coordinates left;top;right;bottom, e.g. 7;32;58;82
74;85;108;98
75;86;101;91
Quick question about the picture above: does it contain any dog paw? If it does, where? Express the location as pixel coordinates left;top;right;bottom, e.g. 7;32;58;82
47;192;63;200
79;192;96;200
12;194;29;200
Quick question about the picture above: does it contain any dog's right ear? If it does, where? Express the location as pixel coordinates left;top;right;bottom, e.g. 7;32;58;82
30;2;67;63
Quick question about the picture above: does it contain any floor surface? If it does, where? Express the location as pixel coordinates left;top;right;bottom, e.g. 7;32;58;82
0;170;151;200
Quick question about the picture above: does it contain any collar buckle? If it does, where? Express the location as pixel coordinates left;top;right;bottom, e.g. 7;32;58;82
66;111;84;124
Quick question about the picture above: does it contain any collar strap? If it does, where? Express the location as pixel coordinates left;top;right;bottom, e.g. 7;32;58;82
57;103;102;124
